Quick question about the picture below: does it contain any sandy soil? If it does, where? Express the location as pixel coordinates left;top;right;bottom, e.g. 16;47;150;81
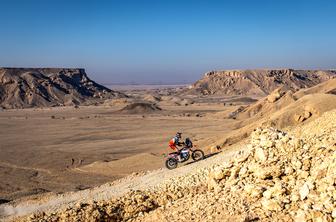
0;101;242;203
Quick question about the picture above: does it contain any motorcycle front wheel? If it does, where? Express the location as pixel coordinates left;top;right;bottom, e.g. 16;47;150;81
192;149;205;161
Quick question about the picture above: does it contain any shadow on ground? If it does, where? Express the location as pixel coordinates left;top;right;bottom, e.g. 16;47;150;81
184;151;222;166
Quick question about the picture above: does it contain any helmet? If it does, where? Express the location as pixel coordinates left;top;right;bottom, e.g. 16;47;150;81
176;132;182;138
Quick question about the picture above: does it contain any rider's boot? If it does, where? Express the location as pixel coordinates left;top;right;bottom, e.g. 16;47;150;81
177;152;182;162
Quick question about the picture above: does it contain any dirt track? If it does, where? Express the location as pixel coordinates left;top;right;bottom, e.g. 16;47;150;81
0;143;243;220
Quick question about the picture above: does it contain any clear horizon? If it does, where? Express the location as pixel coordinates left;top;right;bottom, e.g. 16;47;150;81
1;0;336;84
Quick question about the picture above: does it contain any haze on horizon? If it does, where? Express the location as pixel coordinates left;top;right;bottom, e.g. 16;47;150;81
1;0;336;84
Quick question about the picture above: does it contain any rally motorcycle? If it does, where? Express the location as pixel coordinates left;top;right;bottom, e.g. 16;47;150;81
165;138;205;170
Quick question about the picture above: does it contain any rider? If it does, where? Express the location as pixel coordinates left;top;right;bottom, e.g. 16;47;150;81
168;132;184;158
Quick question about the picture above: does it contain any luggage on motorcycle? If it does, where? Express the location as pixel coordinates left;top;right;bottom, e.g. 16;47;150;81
185;138;193;148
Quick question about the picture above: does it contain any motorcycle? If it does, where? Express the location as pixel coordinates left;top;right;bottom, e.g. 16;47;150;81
165;145;205;170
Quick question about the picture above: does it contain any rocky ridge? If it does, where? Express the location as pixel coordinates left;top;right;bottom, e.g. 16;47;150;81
0;68;125;108
188;69;335;96
18;109;336;221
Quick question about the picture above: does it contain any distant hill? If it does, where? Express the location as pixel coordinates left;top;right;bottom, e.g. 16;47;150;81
187;69;336;96
0;68;126;108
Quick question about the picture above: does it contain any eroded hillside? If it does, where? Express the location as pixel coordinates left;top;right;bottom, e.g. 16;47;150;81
188;69;335;96
0;68;125;108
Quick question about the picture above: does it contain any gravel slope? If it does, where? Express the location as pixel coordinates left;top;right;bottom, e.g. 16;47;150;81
0;142;244;221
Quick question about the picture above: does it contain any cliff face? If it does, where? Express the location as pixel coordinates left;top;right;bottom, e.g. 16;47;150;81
0;68;125;108
188;69;336;96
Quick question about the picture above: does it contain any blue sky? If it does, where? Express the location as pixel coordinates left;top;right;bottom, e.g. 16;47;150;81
1;0;336;84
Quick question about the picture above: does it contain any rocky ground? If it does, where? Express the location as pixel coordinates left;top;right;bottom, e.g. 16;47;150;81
11;109;336;221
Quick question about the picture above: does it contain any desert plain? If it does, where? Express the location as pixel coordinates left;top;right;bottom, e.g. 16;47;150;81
0;89;252;203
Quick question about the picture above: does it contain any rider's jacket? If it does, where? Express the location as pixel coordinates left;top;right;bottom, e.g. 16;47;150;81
169;136;180;150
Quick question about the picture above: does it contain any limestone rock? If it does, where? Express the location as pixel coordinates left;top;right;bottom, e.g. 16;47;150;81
299;183;310;200
261;199;282;212
255;147;268;162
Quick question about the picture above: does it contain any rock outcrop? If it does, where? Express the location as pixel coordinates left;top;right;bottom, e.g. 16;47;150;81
0;68;126;108
204;124;336;221
188;69;335;96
